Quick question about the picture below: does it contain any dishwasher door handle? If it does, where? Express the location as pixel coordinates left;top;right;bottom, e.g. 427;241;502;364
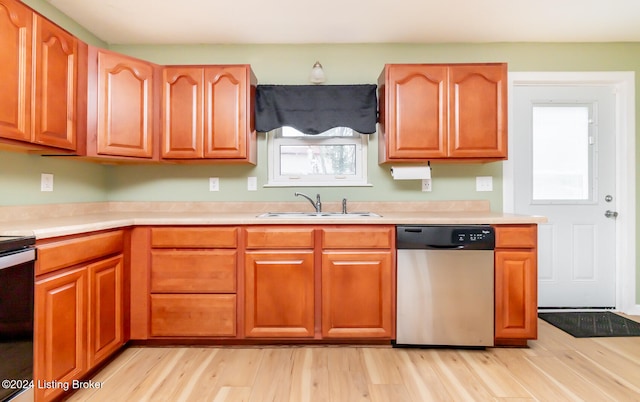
424;245;465;250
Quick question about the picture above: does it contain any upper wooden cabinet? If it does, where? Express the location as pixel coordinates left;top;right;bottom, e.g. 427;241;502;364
162;65;257;163
82;47;160;160
32;15;78;150
0;0;78;151
378;63;507;163
0;0;32;143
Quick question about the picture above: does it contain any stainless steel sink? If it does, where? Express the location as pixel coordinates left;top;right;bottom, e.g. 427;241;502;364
257;212;381;218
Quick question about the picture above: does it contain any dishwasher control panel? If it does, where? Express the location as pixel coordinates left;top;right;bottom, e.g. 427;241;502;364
396;225;495;250
453;228;493;244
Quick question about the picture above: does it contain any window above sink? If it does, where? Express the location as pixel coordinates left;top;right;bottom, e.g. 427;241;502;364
266;126;371;187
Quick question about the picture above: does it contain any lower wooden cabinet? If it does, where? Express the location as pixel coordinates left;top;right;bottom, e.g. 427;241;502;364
87;255;124;367
321;251;393;338
35;267;87;402
242;225;395;340
493;225;538;346
146;227;239;338
34;254;124;402
142;225;396;341
34;231;125;402
244;251;315;338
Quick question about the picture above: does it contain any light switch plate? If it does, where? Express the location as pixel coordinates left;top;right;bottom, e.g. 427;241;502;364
41;173;54;192
476;176;493;192
209;177;219;191
247;176;257;191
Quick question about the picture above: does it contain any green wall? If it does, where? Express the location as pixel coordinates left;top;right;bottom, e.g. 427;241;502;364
0;152;109;204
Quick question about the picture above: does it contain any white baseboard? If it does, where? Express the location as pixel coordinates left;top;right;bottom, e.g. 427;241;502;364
623;305;640;316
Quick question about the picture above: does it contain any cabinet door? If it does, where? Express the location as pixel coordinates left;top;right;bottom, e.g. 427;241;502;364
495;249;537;341
448;64;507;158
34;267;87;402
162;67;203;158
321;251;393;338
33;15;78;150
0;0;32;142
97;50;155;158
384;64;448;160
87;255;124;368
244;251;315;338
203;66;251;159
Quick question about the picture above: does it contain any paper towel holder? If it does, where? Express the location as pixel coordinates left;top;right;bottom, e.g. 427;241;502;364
390;161;432;180
389;161;430;174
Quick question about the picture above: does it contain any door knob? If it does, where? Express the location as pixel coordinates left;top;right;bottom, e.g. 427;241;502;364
604;210;619;218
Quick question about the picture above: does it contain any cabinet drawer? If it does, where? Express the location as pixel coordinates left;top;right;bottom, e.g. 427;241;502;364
151;250;236;293
150;294;236;337
151;227;238;248
494;225;537;249
244;227;314;249
37;230;124;275
321;226;394;249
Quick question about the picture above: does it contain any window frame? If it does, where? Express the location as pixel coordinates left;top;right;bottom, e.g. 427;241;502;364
265;127;370;187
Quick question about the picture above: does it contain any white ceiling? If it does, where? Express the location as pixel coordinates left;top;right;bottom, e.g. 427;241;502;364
47;0;640;45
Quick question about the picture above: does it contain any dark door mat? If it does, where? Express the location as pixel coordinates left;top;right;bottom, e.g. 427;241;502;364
538;311;640;338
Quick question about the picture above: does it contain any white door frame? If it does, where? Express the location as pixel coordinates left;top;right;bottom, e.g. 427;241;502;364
505;72;637;314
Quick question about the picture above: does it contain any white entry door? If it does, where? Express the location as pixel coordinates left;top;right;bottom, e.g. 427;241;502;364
512;84;617;308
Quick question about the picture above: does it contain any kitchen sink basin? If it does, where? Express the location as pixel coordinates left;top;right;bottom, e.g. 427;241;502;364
257;212;381;218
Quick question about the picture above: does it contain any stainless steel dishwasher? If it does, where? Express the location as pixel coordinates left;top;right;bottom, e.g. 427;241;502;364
395;225;495;347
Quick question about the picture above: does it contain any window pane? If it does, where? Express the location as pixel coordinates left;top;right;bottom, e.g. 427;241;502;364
532;106;590;201
280;145;356;175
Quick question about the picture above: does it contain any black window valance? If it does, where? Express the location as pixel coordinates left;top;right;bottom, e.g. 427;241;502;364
255;84;377;134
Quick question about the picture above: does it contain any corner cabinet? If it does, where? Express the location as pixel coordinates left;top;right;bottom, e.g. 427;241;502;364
378;63;507;163
493;224;538;347
0;0;79;151
162;65;257;163
83;47;160;160
34;230;125;402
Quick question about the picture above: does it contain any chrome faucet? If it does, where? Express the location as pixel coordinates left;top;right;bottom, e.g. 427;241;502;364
294;192;321;213
342;198;348;214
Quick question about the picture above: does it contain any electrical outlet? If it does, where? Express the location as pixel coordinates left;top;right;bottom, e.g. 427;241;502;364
422;178;432;192
247;176;257;191
209;177;219;191
476;176;493;192
41;173;54;192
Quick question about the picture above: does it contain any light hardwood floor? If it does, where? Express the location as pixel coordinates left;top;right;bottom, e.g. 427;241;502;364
68;317;640;402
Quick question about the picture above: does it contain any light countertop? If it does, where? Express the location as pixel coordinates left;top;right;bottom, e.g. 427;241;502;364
0;201;547;239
